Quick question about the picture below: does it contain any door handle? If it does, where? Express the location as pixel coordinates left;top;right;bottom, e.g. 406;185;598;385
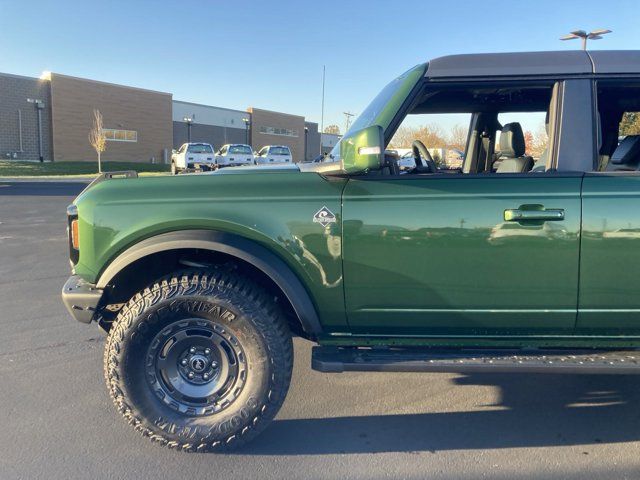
504;208;564;222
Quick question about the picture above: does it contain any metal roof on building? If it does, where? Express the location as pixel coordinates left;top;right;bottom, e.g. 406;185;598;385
426;50;640;78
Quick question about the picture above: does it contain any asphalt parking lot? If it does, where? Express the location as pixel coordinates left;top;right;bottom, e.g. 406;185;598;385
1;180;640;480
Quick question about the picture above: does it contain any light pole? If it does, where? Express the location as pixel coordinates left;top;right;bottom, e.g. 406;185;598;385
343;111;355;133
560;29;611;50
183;116;193;142
27;98;45;162
304;126;309;161
242;117;250;145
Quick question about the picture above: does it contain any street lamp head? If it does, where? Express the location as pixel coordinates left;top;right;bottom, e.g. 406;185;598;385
560;28;611;49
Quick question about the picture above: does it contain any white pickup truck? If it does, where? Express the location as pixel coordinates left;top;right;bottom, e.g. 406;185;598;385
171;143;216;174
254;145;293;165
215;144;254;167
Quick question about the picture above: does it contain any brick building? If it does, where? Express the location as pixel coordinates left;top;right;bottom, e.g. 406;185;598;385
1;70;323;164
0;72;53;161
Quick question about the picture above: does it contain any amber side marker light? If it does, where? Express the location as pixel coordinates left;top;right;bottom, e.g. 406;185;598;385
71;219;79;249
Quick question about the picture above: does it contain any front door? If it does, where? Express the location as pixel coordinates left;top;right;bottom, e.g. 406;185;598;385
342;174;582;335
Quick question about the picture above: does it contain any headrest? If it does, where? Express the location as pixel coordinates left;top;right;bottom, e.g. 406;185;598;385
611;135;640;165
499;122;525;157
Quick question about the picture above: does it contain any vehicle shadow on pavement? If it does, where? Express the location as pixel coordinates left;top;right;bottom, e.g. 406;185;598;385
241;373;640;455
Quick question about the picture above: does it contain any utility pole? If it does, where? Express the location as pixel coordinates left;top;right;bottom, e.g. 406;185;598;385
560;29;611;50
343;111;355;133
320;65;325;153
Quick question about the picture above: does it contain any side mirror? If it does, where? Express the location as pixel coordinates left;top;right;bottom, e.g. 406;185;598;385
340;125;385;174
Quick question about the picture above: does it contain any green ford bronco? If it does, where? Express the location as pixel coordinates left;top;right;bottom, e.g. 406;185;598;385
63;50;640;451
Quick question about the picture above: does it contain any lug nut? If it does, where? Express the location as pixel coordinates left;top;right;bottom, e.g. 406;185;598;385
204;348;211;355
203;373;209;380
188;372;195;379
189;347;196;354
211;361;218;368
181;359;188;366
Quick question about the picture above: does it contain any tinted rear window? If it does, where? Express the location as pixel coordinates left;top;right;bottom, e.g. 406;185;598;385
187;144;213;153
229;145;252;154
269;147;290;155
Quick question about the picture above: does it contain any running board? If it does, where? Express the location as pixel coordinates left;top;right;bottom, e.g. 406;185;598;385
311;346;640;374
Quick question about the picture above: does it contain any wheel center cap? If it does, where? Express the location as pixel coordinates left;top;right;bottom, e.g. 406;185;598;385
189;355;208;372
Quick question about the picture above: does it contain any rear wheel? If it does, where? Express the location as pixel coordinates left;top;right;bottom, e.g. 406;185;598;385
104;270;293;451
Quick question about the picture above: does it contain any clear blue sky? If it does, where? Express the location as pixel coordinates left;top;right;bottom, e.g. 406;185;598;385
1;0;639;130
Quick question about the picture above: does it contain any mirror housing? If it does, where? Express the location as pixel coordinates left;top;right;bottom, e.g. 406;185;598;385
340;125;385;174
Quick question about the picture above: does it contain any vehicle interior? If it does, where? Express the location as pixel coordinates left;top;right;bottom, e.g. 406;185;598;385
596;82;640;171
379;83;553;176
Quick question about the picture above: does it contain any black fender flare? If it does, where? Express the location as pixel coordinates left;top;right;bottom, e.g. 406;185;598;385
96;230;323;336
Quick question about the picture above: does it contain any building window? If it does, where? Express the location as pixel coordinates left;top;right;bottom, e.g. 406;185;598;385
103;128;138;142
258;126;298;137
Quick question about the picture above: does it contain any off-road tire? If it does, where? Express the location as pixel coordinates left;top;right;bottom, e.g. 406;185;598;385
103;270;293;452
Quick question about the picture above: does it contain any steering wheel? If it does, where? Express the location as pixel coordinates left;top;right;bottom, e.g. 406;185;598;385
412;140;437;173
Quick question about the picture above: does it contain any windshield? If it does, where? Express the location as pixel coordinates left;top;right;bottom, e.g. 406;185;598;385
269;146;290;155
326;63;426;162
188;144;213;153
229;145;252;154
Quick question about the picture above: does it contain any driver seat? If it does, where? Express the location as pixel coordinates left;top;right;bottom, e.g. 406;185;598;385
495;123;534;173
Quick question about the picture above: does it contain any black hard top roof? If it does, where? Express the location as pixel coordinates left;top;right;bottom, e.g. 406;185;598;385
426;50;640;78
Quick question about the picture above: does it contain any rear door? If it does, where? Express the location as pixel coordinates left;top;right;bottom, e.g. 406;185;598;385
578;78;640;332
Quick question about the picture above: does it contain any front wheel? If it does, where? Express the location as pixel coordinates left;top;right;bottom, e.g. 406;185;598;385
104;270;293;451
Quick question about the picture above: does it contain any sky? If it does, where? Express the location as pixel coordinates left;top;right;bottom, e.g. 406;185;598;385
2;0;640;132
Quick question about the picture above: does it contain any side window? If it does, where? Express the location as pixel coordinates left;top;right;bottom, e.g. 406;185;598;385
596;81;640;172
178;144;186;153
258;147;267;156
389;82;555;174
390;113;471;170
219;146;228;155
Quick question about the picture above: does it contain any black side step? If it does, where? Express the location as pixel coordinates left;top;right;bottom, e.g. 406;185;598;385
311;346;640;374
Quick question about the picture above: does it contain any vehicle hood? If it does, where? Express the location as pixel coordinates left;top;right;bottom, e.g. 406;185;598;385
70;165;347;284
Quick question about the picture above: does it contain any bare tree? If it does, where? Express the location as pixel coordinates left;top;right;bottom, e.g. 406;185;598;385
447;124;468;151
390;124;447;150
323;124;341;135
88;109;107;173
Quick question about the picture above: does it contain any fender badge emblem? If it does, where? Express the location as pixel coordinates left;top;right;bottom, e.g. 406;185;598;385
313;206;336;227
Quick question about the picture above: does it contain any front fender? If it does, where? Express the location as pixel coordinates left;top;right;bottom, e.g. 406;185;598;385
96;230;323;335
